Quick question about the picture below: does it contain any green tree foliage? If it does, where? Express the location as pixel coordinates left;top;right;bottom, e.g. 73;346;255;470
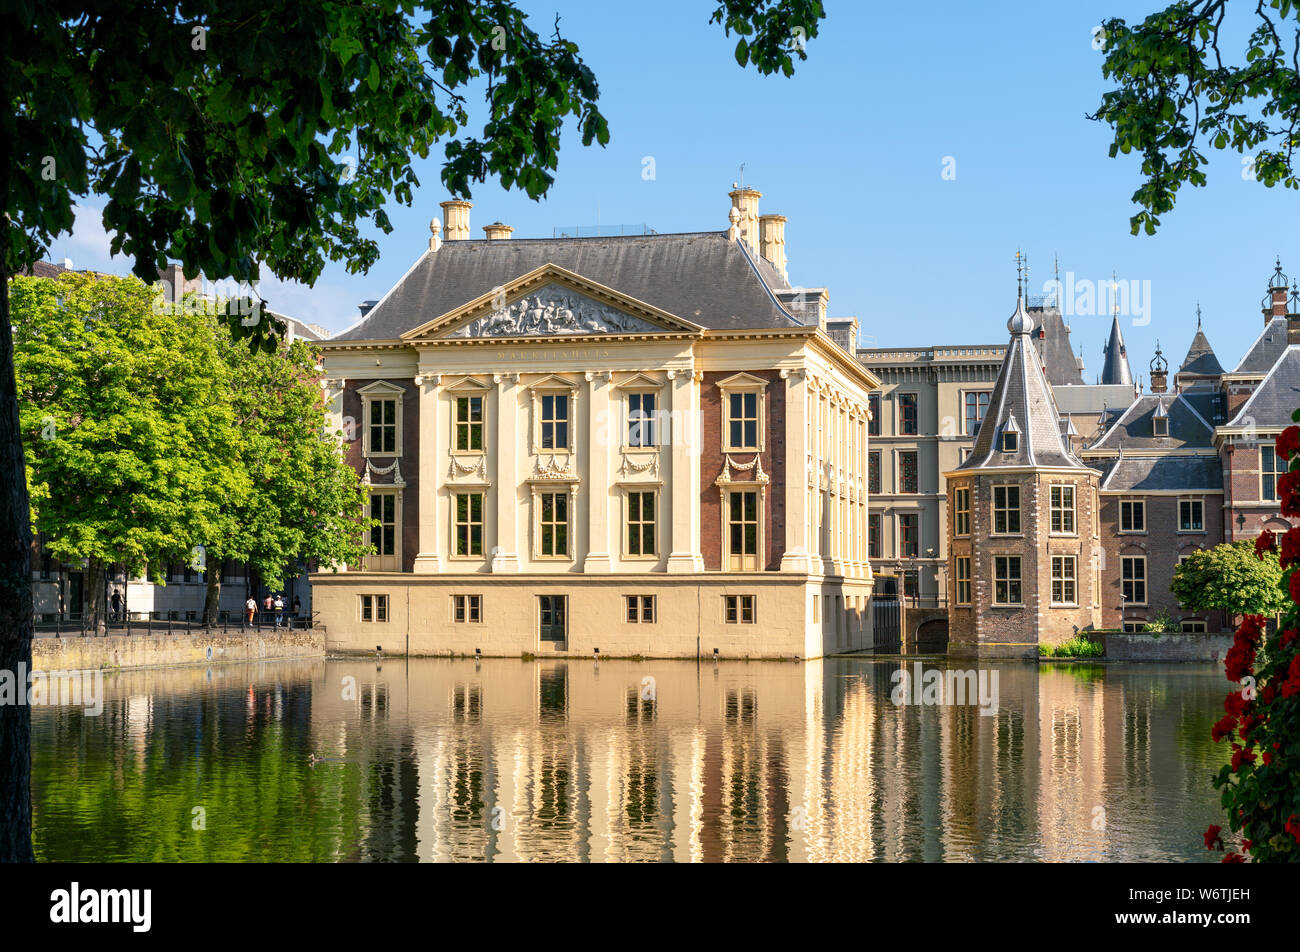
1171;540;1289;618
1092;1;1300;234
12;272;243;631
203;328;371;623
0;0;825;864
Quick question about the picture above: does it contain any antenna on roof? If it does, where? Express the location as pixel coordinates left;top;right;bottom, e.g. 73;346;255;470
1015;249;1023;302
736;162;747;189
1196;301;1202;329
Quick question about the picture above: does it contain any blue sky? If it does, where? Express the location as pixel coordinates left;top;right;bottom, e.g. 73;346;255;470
55;0;1297;379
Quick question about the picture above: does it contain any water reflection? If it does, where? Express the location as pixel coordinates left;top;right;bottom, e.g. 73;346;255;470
32;658;1229;862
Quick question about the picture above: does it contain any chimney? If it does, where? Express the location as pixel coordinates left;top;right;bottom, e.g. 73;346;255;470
158;262;203;304
483;221;513;240
758;213;787;278
440;199;472;241
1265;258;1289;322
1288;287;1300;345
728;187;761;251
1150;367;1167;393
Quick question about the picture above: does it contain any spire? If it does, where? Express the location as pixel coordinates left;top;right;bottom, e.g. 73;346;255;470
957;294;1086;472
1178;305;1224;380
1100;311;1134;386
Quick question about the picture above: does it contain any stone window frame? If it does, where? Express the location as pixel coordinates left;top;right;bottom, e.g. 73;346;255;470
366;489;402;572
359;594;389;623
624;595;656;624
1261;444;1286;501
718;372;769;454
451;490;485;560
1050;554;1078;606
867;513;882;559
1177;496;1206;534
1121;554;1148;607
868;449;882;495
867;391;882;437
529;374;579;456
723;594;757;624
533;487;574;561
1119;498;1147;534
358;380;405;459
962;388;991;437
897;511;920;559
897;449;919;494
623;488;660;561
722;485;765;571
991;483;1022;536
452;594;483;624
447;376;491;457
616;373;665;450
954;555;972;605
1049;484;1077;536
897;390;919;436
953;486;971;537
992;554;1023;607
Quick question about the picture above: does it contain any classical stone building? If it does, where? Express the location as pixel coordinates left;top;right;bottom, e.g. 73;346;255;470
311;190;880;659
944;299;1101;658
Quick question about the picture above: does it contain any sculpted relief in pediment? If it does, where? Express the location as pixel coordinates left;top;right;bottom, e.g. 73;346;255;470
448;284;662;338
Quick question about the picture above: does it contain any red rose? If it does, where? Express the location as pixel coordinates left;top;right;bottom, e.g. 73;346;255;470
1285;815;1300;844
1281;528;1300;567
1211;714;1237;742
1256;529;1278;559
1263;750;1274;766
1281;472;1300;517
1204;824;1223;850
1223;851;1246;863
1290;569;1300;604
1224;691;1251;717
1277;425;1300;461
1230;745;1257;772
1281;629;1299;649
1224;640;1255;682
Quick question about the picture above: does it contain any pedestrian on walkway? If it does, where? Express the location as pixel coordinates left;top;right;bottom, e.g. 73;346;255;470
273;594;285;628
245;596;256;628
110;589;123;623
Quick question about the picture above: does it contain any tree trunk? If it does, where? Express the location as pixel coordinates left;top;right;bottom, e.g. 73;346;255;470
203;567;221;627
86;555;107;635
0;261;36;861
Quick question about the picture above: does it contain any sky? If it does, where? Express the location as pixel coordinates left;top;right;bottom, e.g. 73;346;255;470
52;0;1299;381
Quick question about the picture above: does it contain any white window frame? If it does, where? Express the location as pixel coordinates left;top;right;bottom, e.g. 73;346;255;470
991;484;1021;535
962;389;991;437
722;487;765;571
366;489;402;572
1119;498;1146;534
955;556;972;605
718;372;769;453
993;555;1022;606
1122;555;1148;606
1178;496;1205;533
534;488;573;560
448;378;491;456
1051;555;1077;606
1050;484;1076;535
624;489;659;560
358;381;405;458
953;486;971;537
1262;444;1286;501
452;491;485;559
529;375;579;455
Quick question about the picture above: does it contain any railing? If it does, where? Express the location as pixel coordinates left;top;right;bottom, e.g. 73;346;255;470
33;609;314;638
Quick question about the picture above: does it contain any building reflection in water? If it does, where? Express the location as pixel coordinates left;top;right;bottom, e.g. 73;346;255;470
31;658;1230;862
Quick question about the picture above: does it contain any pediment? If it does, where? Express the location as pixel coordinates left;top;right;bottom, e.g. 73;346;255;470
401;265;703;341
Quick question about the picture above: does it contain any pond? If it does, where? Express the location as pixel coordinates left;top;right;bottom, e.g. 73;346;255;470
32;657;1231;862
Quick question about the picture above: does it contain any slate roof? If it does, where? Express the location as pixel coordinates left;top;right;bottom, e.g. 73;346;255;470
1090;392;1215;451
334;231;800;341
1027;304;1085;386
956;299;1088;472
1233;317;1289;375
1178;325;1224;377
1094;455;1223;493
1100;314;1134;386
1052;383;1137;415
1225;346;1300;428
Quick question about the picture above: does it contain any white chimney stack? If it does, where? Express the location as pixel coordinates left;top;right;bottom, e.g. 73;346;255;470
483;221;513;240
758;213;787;278
728;187;761;251
440;199;472;241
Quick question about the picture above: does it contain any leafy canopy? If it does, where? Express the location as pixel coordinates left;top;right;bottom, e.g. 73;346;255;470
1170;539;1289;617
1092;0;1300;235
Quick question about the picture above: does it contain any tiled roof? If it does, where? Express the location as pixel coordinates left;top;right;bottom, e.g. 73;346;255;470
1100;314;1134;386
1233;317;1289;375
1027;304;1085;386
956;299;1088;472
1178;326;1224;377
1225;346;1300;429
334;231;800;341
1090;393;1215;450
1095;454;1223;492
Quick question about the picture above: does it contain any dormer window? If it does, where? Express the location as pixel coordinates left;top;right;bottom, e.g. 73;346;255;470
1002;431;1018;453
1153;416;1168;437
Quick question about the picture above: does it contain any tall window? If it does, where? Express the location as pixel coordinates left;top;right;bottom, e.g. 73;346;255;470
953;487;971;536
898;392;918;435
992;485;1021;534
867;392;881;437
455;395;484;451
1051;556;1077;605
1050;485;1076;534
1122;556;1147;605
955;556;971;604
964;391;990;436
1119;499;1145;532
627;392;657;447
370;492;396;556
899;451;918;494
1262;445;1286;501
539;492;569;558
454;492;483;556
1179;498;1204;531
626;491;656;556
540;393;569;450
898;513;919;558
868;451;881;495
368;398;397;454
728;490;760;570
993;556;1022;605
868;514;881;559
728;392;760;450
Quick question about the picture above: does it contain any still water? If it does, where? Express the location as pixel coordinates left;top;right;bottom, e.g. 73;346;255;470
32;657;1231;862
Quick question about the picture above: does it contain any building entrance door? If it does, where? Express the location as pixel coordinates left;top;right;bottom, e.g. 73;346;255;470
539;595;567;642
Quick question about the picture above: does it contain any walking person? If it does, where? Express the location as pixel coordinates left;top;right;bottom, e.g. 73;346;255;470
273;593;285;628
110;589;123;623
292;595;302;628
244;595;256;628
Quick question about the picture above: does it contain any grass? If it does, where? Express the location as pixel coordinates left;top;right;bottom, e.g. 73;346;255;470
1039;635;1105;658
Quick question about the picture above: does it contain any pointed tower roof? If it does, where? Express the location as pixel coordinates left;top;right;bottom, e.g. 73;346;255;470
1178;317;1224;377
1100;313;1134;386
957;298;1089;472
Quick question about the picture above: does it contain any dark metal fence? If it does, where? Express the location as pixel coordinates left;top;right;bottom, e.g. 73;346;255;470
33;609;314;638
